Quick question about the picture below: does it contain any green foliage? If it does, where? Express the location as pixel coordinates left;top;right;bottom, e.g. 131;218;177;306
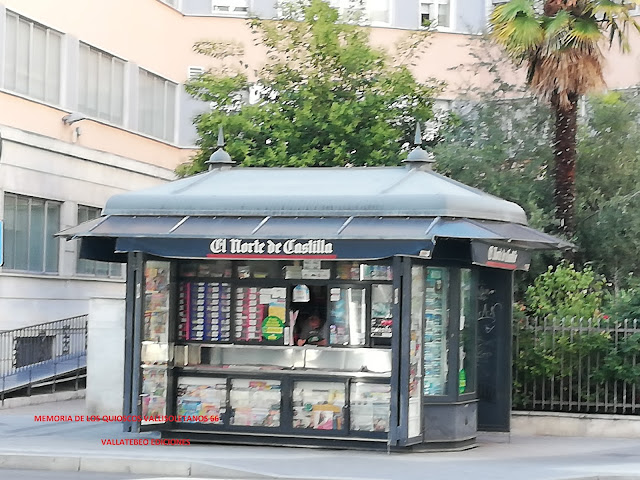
575;91;640;288
523;262;604;320
433;98;554;232
513;318;640;411
179;0;441;175
607;279;640;322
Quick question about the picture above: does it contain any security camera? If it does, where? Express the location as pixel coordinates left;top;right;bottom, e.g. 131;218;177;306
62;113;86;125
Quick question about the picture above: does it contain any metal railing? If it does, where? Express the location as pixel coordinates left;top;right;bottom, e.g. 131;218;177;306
0;314;88;398
513;317;640;414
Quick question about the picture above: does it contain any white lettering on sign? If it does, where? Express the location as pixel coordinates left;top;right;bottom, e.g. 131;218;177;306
209;238;334;256
488;245;518;264
210;238;227;253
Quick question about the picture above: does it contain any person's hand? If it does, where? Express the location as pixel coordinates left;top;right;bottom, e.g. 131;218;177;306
297;339;306;346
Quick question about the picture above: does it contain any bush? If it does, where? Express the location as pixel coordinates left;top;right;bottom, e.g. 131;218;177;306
522;262;604;320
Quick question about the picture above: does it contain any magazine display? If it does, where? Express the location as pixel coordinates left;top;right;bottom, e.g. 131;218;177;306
328;287;366;346
423;267;449;396
178;282;231;341
350;383;391;432
141;366;167;423
293;381;345;430
371;284;393;338
176;377;226;424
229;379;281;427
144;261;170;344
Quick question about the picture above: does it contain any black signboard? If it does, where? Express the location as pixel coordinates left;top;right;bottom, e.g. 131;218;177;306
115;237;435;261
471;241;531;271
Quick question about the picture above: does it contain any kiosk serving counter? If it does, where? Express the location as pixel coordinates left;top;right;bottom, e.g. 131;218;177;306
61;145;569;449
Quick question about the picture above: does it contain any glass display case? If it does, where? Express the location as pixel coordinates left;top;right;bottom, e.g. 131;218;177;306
229;379;281;427
141;366;167;421
328;287;366;346
423;267;449;396
293;381;346;430
141;261;171;424
176;377;226;424
130;256;482;447
408;266;424;438
350;383;391;432
459;269;475;394
371;284;393;339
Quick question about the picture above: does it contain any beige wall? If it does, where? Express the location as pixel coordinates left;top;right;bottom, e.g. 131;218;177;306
0;92;193;170
4;0;640;172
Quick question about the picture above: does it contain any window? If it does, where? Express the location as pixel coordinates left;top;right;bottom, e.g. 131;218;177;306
76;206;122;277
3;193;60;273
138;69;176;142
211;0;249;15
326;0;390;25
420;0;450;29
3;11;62;103
78;44;125;124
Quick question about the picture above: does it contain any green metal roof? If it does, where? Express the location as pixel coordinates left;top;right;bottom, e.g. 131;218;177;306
103;166;528;224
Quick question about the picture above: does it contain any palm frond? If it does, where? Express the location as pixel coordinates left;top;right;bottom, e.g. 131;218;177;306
490;0;537;24
491;0;543;60
567;17;604;49
591;0;640;51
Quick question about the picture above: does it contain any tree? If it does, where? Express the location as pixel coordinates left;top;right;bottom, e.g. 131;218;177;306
575;91;640;291
179;0;441;175
490;0;640;238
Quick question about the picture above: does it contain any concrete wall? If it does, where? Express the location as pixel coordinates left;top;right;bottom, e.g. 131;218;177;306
512;411;640;439
0;126;174;330
86;297;126;416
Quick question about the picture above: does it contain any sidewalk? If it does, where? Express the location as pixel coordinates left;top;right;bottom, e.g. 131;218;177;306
1;398;640;479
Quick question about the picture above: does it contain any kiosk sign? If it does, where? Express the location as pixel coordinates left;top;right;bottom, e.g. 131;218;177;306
471;241;531;271
210;238;334;256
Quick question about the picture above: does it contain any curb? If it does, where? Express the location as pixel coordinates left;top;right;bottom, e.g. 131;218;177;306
0;390;86;409
0;453;271;478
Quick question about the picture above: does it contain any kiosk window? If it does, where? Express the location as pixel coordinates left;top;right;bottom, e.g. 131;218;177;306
459;269;475;394
180;260;232;278
423;267;449;396
176;377;226;424
293;381;345;430
328;287;366;346
229;379;281;427
371;284;393;339
350;383;391;432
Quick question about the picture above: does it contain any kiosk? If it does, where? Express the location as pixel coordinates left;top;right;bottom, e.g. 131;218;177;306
61;141;568;450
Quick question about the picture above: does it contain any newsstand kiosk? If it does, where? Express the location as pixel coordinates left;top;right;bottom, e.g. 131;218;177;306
62;141;568;450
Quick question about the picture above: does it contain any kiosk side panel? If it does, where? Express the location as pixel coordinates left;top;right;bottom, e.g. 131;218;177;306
476;267;513;432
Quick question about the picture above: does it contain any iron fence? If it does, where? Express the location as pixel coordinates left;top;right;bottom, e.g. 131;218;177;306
513;317;640;414
0;314;87;397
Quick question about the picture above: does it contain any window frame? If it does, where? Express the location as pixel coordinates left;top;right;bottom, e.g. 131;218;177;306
3;10;62;104
2;193;60;274
78;42;126;125
420;0;452;30
211;0;249;17
137;68;177;142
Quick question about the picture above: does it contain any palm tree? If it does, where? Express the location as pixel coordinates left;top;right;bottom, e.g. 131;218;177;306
490;0;640;237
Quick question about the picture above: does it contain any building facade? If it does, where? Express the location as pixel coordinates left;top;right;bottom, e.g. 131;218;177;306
1;0;640;330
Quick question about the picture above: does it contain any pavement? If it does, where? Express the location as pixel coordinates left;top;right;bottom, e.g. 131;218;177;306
2;397;640;480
